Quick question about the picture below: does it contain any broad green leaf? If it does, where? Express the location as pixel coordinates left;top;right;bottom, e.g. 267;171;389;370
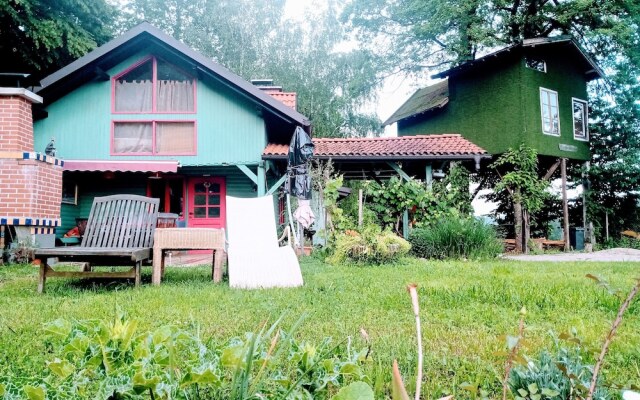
63;334;89;356
221;345;245;369
48;358;74;379
532;394;541;400
528;383;539;394
331;381;375;400
340;362;362;377
44;319;72;338
0;383;5;396
460;382;478;394
518;388;529;397
24;385;45;400
181;369;221;387
541;388;560;397
133;371;161;393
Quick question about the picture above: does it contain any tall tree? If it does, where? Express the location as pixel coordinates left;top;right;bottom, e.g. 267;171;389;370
118;0;383;138
0;0;116;78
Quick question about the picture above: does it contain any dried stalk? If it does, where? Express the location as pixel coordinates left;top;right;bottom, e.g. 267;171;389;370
503;307;526;400
587;280;640;400
407;284;423;400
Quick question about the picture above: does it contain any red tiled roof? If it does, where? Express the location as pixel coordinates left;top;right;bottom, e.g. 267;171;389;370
263;134;488;159
263;89;297;110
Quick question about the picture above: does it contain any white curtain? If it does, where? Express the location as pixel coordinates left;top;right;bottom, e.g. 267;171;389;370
156;122;195;153
114;80;152;112
113;123;153;153
157;80;194;112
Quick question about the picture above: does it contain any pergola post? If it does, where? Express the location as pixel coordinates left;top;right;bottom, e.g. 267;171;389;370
257;161;266;196
387;161;411;239
425;164;433;190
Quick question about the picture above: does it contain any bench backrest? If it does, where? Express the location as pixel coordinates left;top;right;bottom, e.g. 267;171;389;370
81;195;160;248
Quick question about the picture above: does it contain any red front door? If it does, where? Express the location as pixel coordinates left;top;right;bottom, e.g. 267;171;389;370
188;177;226;228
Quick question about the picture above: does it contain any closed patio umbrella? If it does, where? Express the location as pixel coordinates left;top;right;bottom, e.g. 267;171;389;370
285;127;315;248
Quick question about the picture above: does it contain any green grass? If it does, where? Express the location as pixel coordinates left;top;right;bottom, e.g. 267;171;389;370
0;258;639;398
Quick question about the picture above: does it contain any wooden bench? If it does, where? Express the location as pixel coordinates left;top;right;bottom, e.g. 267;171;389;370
34;195;159;293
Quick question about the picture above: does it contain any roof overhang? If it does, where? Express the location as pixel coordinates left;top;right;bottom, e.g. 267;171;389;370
63;160;179;173
36;23;310;128
432;36;604;81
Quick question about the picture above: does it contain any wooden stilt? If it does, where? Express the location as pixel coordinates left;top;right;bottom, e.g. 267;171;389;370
561;158;570;251
358;189;363;228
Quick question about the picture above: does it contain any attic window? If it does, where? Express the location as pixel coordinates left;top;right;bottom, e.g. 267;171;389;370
113;57;195;113
526;57;546;73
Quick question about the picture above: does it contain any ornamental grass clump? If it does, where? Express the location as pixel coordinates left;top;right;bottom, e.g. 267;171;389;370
327;225;410;265
409;216;502;260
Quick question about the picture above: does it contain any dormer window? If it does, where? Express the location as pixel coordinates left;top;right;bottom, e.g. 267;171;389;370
113;57;195;113
526;57;546;73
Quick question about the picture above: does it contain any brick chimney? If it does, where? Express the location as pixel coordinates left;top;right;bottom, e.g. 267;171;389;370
252;79;297;110
0;88;63;249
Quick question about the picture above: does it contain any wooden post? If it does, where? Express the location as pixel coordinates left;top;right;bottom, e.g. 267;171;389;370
257;162;266;196
425;164;433;190
605;212;609;241
561;158;570;251
513;193;523;254
358;189;363;227
403;210;409;239
523;209;530;254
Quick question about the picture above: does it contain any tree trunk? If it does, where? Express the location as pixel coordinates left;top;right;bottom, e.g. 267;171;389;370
523;209;530;254
514;190;523;254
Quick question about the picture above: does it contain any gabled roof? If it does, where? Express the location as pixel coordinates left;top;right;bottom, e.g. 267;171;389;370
263;134;488;161
37;22;310;127
384;36;604;126
382;80;448;126
433;35;604;80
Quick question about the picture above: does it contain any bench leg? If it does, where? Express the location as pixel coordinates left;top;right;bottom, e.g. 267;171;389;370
38;263;47;293
134;261;141;287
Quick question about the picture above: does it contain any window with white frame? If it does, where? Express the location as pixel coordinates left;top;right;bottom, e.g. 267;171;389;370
572;98;588;141
540;88;560;136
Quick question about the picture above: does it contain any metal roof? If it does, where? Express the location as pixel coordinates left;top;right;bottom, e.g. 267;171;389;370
37;22;310;127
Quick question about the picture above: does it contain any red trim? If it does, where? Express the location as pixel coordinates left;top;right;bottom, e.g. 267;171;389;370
63;160;179;172
111;120;197;156
112;55;197;115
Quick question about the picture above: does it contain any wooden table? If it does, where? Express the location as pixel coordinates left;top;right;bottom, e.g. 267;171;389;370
152;228;225;285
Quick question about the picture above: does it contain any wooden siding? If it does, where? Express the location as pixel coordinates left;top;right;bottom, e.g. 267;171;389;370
398;49;590;160
34;51;267;166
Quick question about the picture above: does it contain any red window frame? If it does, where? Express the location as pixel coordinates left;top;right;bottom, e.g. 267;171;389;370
111;56;197;114
111;120;198;156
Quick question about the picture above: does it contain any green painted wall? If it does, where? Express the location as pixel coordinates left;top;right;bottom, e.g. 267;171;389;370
398;49;590;160
34;51;267;166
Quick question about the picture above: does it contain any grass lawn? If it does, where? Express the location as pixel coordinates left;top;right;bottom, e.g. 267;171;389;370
0;257;639;397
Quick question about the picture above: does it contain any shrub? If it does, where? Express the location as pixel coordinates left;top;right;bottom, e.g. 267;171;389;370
327;225;410;265
409;217;502;259
509;347;612;400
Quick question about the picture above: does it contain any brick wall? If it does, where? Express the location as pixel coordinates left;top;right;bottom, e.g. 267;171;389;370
0;159;62;219
0;95;34;152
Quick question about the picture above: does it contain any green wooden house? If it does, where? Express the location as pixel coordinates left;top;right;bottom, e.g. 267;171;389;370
33;23;310;236
384;36;604;162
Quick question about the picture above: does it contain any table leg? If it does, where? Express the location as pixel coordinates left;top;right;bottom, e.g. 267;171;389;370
213;249;223;283
152;247;162;285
